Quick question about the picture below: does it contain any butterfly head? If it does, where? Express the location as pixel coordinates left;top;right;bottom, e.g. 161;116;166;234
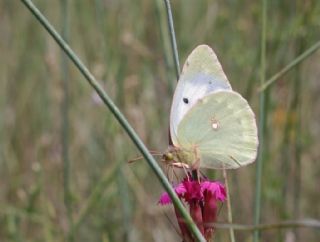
163;145;200;169
162;151;174;162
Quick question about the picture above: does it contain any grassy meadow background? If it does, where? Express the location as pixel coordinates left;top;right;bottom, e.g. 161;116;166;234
0;0;320;241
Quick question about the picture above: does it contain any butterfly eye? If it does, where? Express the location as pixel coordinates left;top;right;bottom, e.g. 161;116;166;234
183;98;189;104
163;152;174;161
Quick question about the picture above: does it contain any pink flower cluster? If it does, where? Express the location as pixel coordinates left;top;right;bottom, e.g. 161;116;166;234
159;177;226;241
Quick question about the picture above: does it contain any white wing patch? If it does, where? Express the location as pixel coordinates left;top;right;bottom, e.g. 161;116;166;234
170;45;232;146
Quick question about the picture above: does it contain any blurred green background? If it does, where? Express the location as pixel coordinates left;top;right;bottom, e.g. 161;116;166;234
0;0;319;241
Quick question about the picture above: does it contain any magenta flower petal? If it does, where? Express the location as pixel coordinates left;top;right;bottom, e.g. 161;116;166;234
159;192;171;205
201;181;226;201
201;180;227;240
158;183;187;205
190;200;204;234
203;191;218;241
158;176;227;241
183;180;203;203
175;182;187;196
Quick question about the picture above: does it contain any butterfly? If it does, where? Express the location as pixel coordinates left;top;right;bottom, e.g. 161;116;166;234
163;45;258;170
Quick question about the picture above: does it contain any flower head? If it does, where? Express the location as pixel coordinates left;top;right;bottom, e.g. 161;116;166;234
158;175;226;241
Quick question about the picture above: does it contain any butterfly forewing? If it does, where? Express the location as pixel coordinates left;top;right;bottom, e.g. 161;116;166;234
176;90;258;169
170;45;232;146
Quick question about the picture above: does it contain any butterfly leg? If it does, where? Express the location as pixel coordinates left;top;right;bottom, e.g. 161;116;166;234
181;163;190;181
190;147;201;182
172;167;179;182
164;163;171;181
191;158;200;170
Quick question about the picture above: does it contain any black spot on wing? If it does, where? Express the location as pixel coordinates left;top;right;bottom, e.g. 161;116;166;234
183;98;189;104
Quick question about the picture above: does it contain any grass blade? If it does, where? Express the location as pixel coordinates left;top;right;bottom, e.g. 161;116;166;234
223;169;236;242
258;40;320;92
253;0;267;241
59;0;73;240
163;0;180;80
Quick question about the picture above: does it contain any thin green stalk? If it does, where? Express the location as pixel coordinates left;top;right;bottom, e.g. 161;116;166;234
279;115;291;220
59;0;73;240
155;0;175;94
117;167;131;242
163;0;180;80
293;73;302;241
253;0;267;241
223;170;236;242
258;40;320;92
212;219;320;231
20;1;205;241
292;37;304;241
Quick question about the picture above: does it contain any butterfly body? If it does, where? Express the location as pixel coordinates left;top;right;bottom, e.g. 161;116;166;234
167;45;258;170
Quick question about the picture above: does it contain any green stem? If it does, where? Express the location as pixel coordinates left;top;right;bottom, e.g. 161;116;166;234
155;0;175;94
253;0;267;241
213;219;320;231
20;0;205;241
223;169;236;242
163;0;180;80
258;40;320;92
59;0;73;240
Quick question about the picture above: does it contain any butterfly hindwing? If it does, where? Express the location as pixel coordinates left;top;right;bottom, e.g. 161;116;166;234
170;45;232;146
176;90;258;169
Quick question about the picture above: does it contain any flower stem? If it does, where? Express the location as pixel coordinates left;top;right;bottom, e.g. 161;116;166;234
59;1;73;241
258;40;320;92
253;0;267;241
223;169;236;242
213;219;320;231
163;0;180;80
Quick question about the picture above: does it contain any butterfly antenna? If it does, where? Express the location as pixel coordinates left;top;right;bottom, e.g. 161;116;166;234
128;156;143;164
128;150;163;164
148;150;163;155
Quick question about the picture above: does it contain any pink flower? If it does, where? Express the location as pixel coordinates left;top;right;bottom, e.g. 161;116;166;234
158;175;226;242
159;183;186;205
